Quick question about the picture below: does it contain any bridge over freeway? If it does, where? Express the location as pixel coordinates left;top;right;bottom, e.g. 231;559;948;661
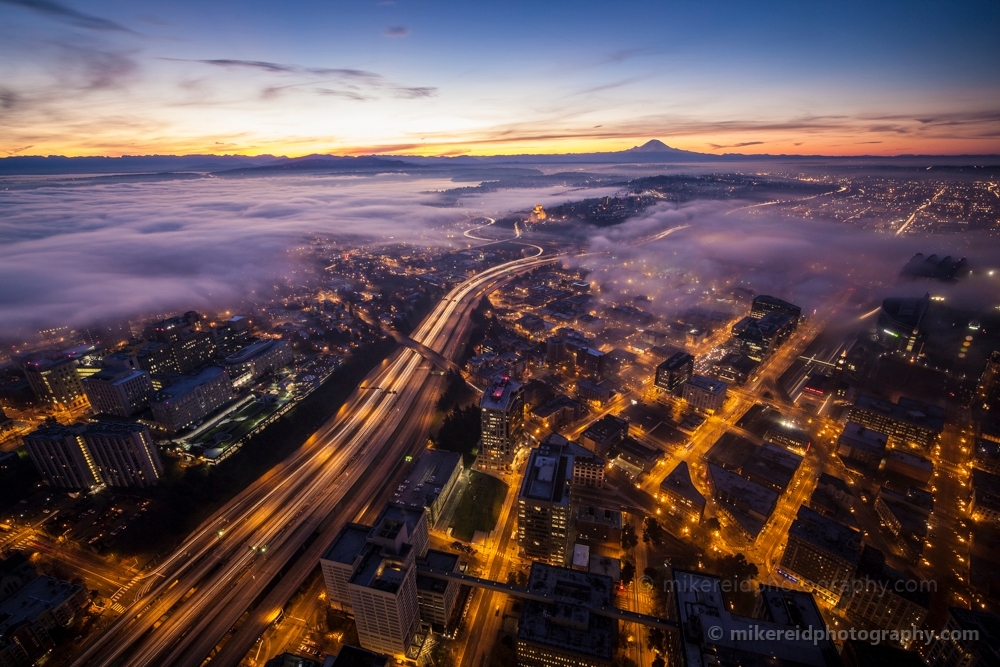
416;566;679;632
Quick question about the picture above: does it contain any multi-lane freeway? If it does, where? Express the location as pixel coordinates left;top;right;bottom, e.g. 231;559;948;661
69;247;556;667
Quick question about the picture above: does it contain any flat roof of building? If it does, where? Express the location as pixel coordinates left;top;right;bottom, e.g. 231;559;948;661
517;562;615;661
581;414;628;441
838;422;889;454
852;395;944;433
576;505;622;528
480;376;522;412
322;523;372;565
708;464;778;519
685;374;727;395
660;462;706;508
84;367;147;384
672;570;836;667
416;549;459;594
155;365;227;401
520;447;571;504
394;449;462;510
224;338;284;364
787;506;862;564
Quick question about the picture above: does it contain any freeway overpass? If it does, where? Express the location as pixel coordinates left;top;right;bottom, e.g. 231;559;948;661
416;566;679;632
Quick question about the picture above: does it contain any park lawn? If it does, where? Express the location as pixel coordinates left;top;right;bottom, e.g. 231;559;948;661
449;471;508;542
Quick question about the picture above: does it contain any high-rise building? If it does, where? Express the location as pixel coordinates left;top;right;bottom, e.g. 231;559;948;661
518;441;573;565
654;351;694;395
480;376;524;470
750;295;802;322
415;549;460;630
211;315;254;356
23;357;87;411
319;505;428;657
976;350;1000;413
844;546;929;641
575;347;606;381
665;570;839;667
731;311;796;361
779;505;863;603
24;421;162;489
144;311;217;373
23;424;100;489
82;367;154;417
150;366;234;434
875;294;930;354
837;422;889;469
82;422;163;488
223;339;292;388
846;395;944;450
922;607;1000;667
682;374;728;413
516;563;616;667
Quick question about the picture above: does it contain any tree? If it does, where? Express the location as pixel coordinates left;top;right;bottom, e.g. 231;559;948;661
647;627;668;653
643;517;665;548
621;559;636;586
621;523;639;551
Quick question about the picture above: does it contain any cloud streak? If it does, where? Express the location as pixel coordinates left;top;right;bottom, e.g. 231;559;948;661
0;0;135;32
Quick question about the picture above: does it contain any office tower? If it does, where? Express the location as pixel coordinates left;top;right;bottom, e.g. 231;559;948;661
545;336;565;367
479;376;524;470
23;357;86;411
24;421;163;489
875;293;930;354
706;463;778;542
575;347;605;381
415;549;460;629
516;563;616;667
143;311;217;373
750;295;802;322
844;546;929;639
23;424;100;489
779;505;863;603
922;607;1000;667
518;440;573;565
211;315;254;356
82;421;163;488
666;570;838;667
134;341;177;376
682;374;728;413
223;339;292;388
659;461;706;523
731;312;796;361
837;422;889;469
976;350;1000;413
320;505;428;656
82;367;154;417
846;395;944;450
654;351;694;395
150;366;234;433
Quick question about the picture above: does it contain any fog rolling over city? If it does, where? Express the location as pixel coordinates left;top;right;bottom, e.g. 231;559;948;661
577;199;1000;323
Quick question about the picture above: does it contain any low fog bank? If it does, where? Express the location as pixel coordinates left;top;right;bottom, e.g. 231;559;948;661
0;173;616;338
574;200;1000;321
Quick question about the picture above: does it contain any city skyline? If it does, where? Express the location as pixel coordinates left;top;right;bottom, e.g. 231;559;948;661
2;0;1000;157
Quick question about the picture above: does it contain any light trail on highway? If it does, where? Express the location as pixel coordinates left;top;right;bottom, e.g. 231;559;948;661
69;244;558;667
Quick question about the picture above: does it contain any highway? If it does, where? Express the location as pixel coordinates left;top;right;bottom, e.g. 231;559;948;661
68;247;557;667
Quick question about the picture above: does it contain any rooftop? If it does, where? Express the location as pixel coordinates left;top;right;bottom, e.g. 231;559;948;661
838;422;889;454
581;414;628;441
852;395;945;433
155;365;228;401
394;449;462;511
520;446;571;504
322;523;372;565
517;563;618;653
685;374;727;395
787;506;862;564
660;462;706;508
480;375;522;412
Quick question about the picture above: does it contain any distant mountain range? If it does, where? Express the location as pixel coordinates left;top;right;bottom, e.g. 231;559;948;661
2;140;998;175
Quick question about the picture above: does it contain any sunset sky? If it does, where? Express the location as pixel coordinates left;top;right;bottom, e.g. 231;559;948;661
2;0;998;157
